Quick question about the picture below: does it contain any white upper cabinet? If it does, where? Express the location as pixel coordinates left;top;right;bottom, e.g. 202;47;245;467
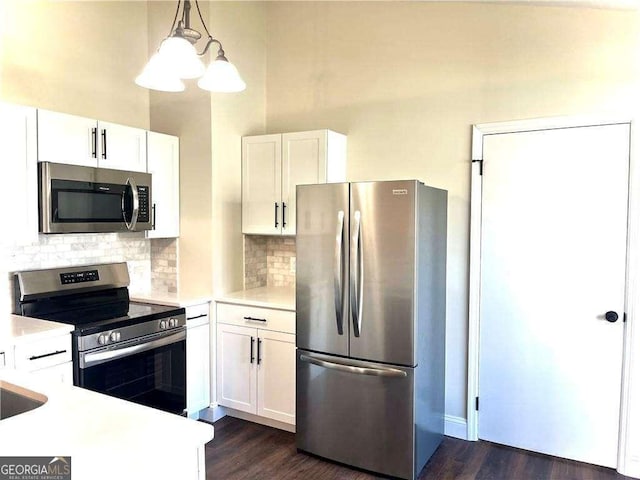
37;109;98;168
242;130;346;236
97;121;147;172
0;102;38;244
242;134;282;235
146;132;180;239
37;109;147;172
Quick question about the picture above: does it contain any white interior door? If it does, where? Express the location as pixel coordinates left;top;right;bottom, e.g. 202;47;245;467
478;123;629;467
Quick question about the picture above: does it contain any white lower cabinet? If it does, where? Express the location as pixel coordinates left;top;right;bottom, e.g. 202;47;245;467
256;329;296;424
216;303;296;426
13;333;73;385
186;303;211;418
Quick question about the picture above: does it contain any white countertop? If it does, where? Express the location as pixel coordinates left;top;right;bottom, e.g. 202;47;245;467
216;286;296;311
0;369;214;479
130;292;212;308
0;315;74;350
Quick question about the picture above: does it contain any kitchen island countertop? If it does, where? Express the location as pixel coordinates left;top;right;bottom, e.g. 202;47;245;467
0;368;214;479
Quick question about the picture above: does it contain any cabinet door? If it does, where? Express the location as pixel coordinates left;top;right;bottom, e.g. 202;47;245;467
217;323;257;414
29;362;73;385
281;130;328;235
98;121;147;172
147;132;180;238
37;109;98;167
187;322;211;416
0;103;38;244
242;134;282;235
256;330;296;424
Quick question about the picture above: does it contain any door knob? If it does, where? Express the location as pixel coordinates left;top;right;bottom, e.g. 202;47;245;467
605;311;619;323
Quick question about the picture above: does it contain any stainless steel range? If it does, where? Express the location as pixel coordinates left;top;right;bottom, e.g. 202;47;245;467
13;262;186;415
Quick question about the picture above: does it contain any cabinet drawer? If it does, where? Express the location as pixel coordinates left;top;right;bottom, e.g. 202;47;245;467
186;303;210;324
217;303;295;335
14;335;72;371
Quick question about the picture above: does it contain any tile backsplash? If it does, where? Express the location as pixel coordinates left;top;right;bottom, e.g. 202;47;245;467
244;236;296;289
150;238;178;294
3;233;178;313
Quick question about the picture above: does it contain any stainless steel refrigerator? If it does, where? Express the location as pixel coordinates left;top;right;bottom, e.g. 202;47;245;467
296;180;447;480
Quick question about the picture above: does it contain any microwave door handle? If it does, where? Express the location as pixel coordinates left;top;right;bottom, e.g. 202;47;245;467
122;177;140;231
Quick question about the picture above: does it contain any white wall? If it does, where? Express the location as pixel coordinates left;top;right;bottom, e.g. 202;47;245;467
264;2;640;421
0;0;149;128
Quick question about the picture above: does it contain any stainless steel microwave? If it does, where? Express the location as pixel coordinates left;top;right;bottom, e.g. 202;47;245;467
38;162;152;233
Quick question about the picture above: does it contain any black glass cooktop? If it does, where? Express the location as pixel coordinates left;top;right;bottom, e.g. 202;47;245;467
16;287;184;335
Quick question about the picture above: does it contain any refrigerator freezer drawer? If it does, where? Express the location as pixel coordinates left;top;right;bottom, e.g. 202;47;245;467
296;350;415;479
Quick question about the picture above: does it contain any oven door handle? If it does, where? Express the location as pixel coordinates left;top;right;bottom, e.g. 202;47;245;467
80;330;185;369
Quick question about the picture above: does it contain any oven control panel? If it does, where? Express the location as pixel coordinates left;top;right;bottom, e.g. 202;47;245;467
60;270;99;285
77;313;186;352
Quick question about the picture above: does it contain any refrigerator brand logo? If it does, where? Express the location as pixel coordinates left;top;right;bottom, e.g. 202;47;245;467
392;189;408;195
0;456;71;480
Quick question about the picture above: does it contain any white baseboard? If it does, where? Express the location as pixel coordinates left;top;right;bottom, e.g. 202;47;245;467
444;414;468;440
200;404;295;433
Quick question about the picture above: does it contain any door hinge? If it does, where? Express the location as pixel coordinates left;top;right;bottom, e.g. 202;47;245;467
472;159;484;175
475;396;479;411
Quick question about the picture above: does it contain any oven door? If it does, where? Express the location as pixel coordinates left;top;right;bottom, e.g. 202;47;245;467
77;329;186;414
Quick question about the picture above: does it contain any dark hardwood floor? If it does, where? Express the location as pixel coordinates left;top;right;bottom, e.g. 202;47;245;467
204;416;632;480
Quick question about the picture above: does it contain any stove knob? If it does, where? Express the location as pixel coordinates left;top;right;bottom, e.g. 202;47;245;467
98;334;109;345
110;331;121;342
159;320;168;330
169;318;178;328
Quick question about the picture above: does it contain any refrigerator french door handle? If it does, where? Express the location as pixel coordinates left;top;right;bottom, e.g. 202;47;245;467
334;210;345;335
350;210;363;337
299;353;407;378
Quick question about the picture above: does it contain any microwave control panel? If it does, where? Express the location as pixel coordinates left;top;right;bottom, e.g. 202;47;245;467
138;186;150;223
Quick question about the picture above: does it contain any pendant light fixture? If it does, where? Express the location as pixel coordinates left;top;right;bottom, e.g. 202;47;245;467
136;0;246;93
